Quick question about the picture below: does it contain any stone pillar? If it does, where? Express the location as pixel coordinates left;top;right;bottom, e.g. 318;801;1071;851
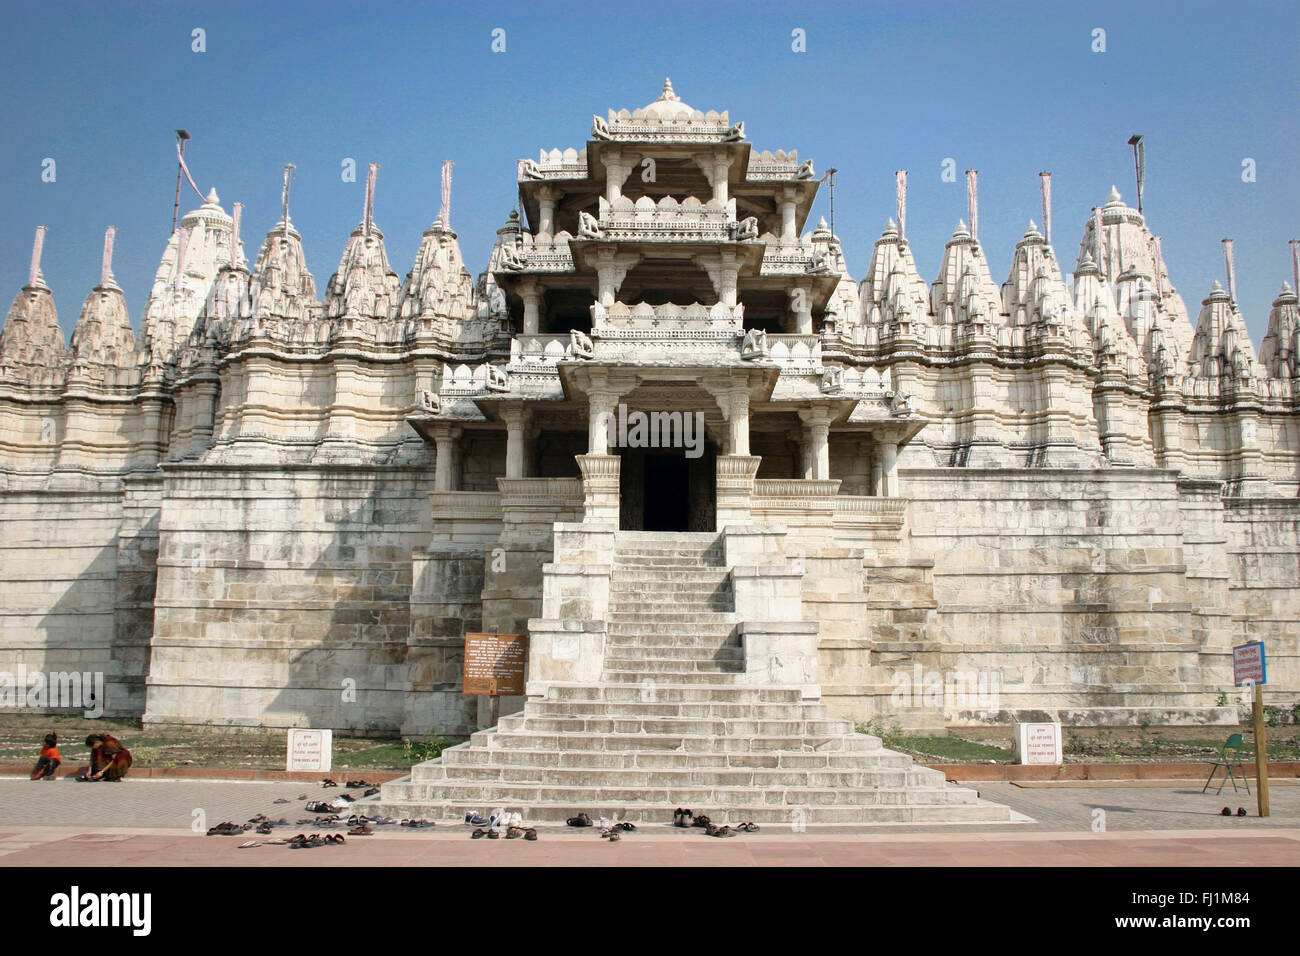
712;157;731;205
870;450;883;496
587;387;614;455
502;405;528;479
726;387;750;457
433;425;462;491
604;150;627;202
577;453;621;522
537;187;557;243
799;409;832;480
790;282;813;335
780;186;798;241
519;277;541;335
880;438;899;497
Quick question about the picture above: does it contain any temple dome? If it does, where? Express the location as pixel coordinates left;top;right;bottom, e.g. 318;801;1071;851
641;78;694;118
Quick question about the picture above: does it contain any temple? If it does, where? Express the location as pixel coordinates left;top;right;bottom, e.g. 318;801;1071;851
1;82;1297;772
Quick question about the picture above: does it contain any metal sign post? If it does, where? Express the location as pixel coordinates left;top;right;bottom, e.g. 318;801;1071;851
1233;641;1269;817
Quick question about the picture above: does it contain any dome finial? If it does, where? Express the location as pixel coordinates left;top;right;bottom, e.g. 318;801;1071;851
1107;185;1122;203
660;77;678;102
205;187;220;206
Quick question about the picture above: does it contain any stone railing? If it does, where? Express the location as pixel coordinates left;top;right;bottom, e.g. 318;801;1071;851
833;495;907;541
595;195;735;241
593;108;737;143
745;149;813;181
496;234;575;273
767;335;822;368
517;148;588;181
497;477;583;516
758;239;820;276
592;300;743;334
509;334;572;366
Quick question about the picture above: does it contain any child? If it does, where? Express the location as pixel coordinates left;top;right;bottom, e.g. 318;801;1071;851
30;733;60;780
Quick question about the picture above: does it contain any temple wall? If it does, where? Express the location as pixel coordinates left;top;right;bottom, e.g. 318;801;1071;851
0;482;129;716
142;464;434;733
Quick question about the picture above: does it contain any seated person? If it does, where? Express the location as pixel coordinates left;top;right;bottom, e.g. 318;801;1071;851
30;733;60;780
81;733;133;782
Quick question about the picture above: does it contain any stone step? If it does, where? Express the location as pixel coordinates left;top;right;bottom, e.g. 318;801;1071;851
493;715;857;736
435;747;907;771
608;611;736;624
463;731;878;753
523;699;826;719
603;670;750;684
610;599;734;613
366;797;1013;826
412;765;940;790
606;620;737;635
605;632;741;647
610;568;731;582
549;684;804;703
604;645;743;662
380;781;982;809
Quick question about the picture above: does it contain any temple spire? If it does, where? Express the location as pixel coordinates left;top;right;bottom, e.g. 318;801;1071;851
660;77;678;102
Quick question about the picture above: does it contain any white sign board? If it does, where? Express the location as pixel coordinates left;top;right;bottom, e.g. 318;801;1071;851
1232;642;1266;687
286;729;332;772
1013;722;1062;765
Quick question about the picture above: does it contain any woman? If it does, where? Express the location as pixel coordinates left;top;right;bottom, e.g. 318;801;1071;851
83;733;133;781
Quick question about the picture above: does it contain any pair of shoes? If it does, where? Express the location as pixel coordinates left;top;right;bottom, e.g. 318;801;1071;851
735;822;759;832
600;828;621;842
614;822;636;832
348;825;373;836
362;787;380;798
566;813;592;828
345;779;372;788
305;800;333;813
673;808;694;827
255;823;273;835
705;823;735;838
400;818;434;829
692;814;712;829
205;821;244;837
320;779;338;788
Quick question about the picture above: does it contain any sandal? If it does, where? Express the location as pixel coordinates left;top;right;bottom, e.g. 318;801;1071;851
506;826;524;839
737;822;759;832
524;828;538;841
471;828;487;839
237;840;261;849
321;779;338;788
486;828;501;839
363;787;380;798
692;815;711;828
348;826;373;836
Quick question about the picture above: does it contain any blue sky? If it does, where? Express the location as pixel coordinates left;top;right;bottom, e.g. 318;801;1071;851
1;0;1296;342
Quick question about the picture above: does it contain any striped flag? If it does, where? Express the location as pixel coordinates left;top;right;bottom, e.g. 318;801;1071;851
965;169;979;242
363;163;379;236
1039;172;1052;245
895;170;907;241
29;225;46;288
231;203;242;267
1222;238;1236;305
281;164;295;235
440;160;454;228
101;226;116;286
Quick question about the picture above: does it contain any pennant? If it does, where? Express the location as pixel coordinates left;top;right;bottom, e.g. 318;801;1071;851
1222;238;1236;304
175;140;206;203
440;160;454;228
895;170;907;242
363;163;379;237
281;164;295;235
231;203;242;268
1038;172;1052;245
965;169;979;242
101;226;116;287
1290;239;1299;297
29;225;46;288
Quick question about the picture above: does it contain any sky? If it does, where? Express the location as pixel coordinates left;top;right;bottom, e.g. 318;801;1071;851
1;0;1296;343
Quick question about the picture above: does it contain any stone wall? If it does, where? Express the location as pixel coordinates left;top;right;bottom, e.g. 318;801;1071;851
142;464;434;734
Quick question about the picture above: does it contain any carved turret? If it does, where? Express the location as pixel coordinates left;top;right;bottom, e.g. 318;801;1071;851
0;227;69;386
247;217;316;323
1187;281;1265;390
931;220;1003;335
1259;283;1300;380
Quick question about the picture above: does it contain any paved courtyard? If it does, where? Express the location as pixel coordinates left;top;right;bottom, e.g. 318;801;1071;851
0;775;1294;866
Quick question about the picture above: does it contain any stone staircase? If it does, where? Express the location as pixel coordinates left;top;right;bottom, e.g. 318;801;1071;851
373;531;1013;826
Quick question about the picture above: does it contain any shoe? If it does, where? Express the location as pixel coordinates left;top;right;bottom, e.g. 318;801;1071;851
506;826;524;839
321;779;338;788
524;827;538;841
465;812;489;826
1221;807;1232;816
471;828;487;839
566;813;592;828
674;808;693;828
486;828;501;839
273;798;290;804
348;826;373;836
489;808;507;827
712;825;735;838
1237;807;1248;817
693;814;711;828
607;830;621;842
256;823;272;835
615;822;636;832
363;787;379;798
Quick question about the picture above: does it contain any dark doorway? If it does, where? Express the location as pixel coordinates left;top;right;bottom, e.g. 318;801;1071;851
619;444;716;532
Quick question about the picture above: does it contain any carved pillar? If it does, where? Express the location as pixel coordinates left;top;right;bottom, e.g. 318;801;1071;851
587;387;614;455
799;408;832;480
604;149;628;203
519;277;542;335
501;404;528;479
879;438;899;497
790;281;814;335
695;250;741;309
723;387;751;456
870;450;883;496
780;186;798;241
432;424;462;491
590;249;639;308
716;454;761;525
537;187;558;243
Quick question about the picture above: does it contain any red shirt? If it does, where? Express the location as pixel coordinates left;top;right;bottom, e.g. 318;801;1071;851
40;746;60;761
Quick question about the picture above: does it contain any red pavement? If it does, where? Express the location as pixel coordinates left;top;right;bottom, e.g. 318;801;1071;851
3;826;1297;866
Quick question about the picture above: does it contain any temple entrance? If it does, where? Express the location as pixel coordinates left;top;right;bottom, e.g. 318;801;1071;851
618;444;716;532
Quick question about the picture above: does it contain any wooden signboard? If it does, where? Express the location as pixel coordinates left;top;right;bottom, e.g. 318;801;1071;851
463;632;528;696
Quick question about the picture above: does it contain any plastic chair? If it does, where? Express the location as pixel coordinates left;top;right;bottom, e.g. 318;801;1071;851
1202;733;1250;795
